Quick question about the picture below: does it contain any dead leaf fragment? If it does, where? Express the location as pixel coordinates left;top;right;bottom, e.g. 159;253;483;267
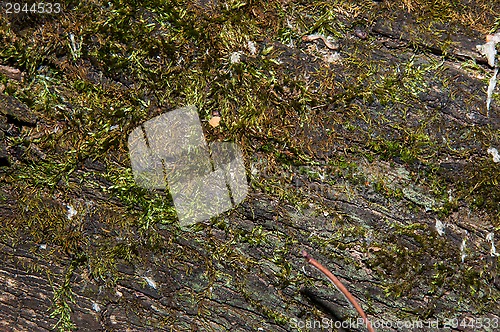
486;32;500;43
368;246;382;252
477;32;500;112
476;42;497;67
302;34;339;50
487;68;499;112
209;116;221;128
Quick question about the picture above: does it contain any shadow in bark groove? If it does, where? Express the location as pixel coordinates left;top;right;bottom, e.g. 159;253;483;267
301;287;357;332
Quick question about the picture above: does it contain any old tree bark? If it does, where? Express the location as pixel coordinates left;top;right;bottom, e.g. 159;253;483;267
1;1;500;331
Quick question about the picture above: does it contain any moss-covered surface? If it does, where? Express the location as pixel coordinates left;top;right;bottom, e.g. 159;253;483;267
1;0;500;331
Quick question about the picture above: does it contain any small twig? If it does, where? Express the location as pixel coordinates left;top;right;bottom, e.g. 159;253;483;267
302;250;375;332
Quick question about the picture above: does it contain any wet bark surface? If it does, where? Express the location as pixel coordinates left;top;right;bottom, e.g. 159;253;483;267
1;1;500;331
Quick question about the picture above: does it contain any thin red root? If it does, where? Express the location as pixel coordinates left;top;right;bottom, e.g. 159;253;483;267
302;250;375;332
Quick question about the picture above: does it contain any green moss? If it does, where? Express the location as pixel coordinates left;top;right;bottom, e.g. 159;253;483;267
49;260;79;332
368;221;499;315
